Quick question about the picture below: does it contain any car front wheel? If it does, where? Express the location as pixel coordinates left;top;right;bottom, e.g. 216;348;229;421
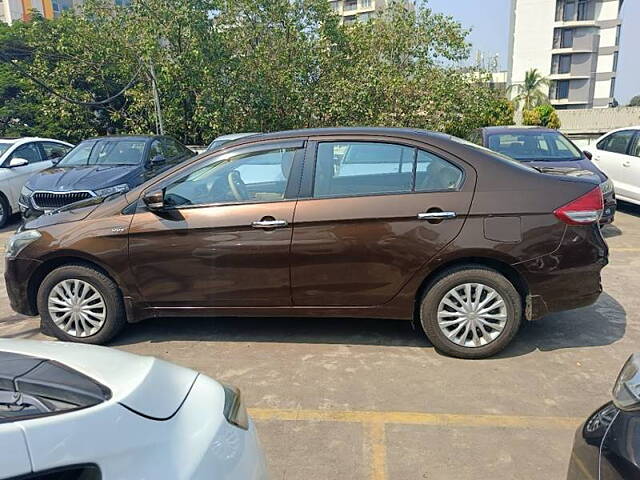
37;264;126;344
420;265;522;359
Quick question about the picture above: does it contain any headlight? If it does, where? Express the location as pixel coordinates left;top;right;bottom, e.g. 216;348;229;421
612;353;640;411
600;178;614;196
19;185;33;207
5;230;41;258
222;383;249;430
94;183;130;197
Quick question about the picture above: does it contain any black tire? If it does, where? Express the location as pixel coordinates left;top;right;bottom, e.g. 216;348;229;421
0;193;10;228
420;265;522;359
37;264;126;344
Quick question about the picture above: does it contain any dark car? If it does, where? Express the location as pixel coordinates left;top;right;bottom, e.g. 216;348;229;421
19;135;194;217
567;354;640;479
469;126;616;224
4;128;608;358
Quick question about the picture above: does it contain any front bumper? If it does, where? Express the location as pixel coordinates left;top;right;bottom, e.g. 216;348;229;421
4;256;42;316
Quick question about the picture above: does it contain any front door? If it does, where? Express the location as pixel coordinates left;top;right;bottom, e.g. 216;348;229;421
128;141;304;308
290;139;475;306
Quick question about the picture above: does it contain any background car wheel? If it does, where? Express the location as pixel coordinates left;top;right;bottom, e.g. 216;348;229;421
420;265;522;359
0;194;11;228
37;264;126;344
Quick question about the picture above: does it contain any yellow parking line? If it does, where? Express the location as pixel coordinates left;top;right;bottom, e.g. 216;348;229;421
248;407;583;430
249;408;583;480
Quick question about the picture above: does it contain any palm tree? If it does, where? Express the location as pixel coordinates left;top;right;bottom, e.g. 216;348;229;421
509;69;549;110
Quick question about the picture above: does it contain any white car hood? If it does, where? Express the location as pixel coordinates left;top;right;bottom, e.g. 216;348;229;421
0;340;198;419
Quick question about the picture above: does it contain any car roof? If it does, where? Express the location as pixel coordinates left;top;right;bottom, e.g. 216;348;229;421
213;132;260;141
0;137;72;145
229;127;453;143
480;126;557;134
81;135;166;142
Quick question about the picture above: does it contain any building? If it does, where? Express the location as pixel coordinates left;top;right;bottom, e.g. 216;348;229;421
508;0;624;109
0;0;129;24
328;0;413;24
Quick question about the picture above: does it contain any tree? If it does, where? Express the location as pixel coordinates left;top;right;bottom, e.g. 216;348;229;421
0;0;516;142
629;95;640;107
523;104;561;129
509;68;549;111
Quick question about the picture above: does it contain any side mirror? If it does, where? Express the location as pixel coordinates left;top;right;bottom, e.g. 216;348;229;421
583;150;593;160
8;157;29;168
150;155;166;166
143;189;164;211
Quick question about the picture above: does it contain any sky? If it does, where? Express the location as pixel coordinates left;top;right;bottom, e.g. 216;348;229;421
422;0;639;105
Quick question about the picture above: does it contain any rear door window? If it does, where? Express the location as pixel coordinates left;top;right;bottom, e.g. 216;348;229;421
312;141;464;198
9;143;43;164
313;142;414;197
631;133;640;158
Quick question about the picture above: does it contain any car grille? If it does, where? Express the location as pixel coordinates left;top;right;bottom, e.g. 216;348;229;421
32;191;94;210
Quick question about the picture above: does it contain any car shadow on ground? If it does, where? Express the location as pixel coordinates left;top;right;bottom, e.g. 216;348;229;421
0;214;22;234
617;201;640;217
497;292;626;359
112;292;626;357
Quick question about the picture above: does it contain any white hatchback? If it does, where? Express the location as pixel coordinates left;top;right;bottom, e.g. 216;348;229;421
587;127;640;205
0;339;268;480
0;138;73;227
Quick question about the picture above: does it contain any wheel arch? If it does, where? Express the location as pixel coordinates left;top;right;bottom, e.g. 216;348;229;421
27;253;123;315
413;255;529;321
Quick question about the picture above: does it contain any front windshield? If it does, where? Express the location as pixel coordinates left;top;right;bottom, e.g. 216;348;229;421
58;139;146;167
0;143;12;156
486;131;582;162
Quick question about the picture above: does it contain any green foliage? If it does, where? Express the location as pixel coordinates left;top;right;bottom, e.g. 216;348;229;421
0;0;514;143
523;104;561;129
629;95;640;107
509;68;549;111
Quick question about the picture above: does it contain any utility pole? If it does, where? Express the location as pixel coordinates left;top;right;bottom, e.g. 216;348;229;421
148;61;164;135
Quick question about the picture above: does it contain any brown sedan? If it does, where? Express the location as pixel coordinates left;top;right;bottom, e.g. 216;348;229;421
4;128;608;358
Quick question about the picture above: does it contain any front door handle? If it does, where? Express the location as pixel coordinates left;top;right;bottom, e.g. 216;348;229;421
623;161;631;167
252;219;288;229
418;211;457;220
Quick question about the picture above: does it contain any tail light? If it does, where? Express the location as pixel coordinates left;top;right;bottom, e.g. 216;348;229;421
554;186;603;225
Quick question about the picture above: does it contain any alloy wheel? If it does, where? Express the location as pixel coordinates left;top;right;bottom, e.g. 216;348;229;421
436;282;507;348
47;279;107;337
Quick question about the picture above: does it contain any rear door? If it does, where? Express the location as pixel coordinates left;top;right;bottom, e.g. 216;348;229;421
290;136;475;307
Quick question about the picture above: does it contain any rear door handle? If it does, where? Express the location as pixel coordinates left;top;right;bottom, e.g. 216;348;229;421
418;211;457;220
252;219;288;229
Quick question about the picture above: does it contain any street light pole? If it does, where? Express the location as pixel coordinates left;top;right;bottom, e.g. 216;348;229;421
148;61;164;135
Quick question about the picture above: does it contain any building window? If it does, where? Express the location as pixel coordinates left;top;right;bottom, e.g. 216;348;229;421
563;1;576;21
343;15;357;24
554;28;574;48
344;0;357;11
360;0;372;7
609;78;616;98
615;25;621;45
359;12;372;22
551;80;570;99
577;0;590;20
612;52;619;72
552;54;572;74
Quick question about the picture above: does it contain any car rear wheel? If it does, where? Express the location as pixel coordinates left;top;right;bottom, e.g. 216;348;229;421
0;194;11;228
37;264;126;344
420;265;522;359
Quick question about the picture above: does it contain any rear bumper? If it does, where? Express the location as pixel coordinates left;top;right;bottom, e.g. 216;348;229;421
4;256;41;316
518;224;607;320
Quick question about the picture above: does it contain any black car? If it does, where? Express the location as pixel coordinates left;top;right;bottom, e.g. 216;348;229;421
567;354;640;479
468;126;616;224
19;135;194;216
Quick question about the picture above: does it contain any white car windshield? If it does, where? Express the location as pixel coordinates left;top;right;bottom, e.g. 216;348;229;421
58;139;147;167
